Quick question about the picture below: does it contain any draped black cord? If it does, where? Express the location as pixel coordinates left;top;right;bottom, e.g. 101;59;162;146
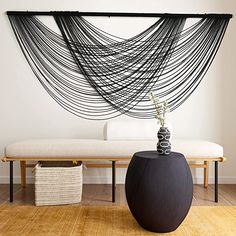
8;14;231;119
59;17;185;112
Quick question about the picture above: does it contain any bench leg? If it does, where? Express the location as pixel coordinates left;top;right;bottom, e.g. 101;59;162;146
20;161;26;188
204;161;209;188
10;161;13;203
112;161;116;203
215;161;218;203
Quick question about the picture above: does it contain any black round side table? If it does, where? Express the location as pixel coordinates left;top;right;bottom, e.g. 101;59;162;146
125;151;193;233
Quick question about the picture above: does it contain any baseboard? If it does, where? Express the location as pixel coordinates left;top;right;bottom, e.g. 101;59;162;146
0;175;236;184
192;176;236;184
0;176;35;184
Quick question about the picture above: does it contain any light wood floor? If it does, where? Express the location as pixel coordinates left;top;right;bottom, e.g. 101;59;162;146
1;184;236;206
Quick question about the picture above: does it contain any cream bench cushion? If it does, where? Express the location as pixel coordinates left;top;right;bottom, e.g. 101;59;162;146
5;120;223;159
5;138;223;159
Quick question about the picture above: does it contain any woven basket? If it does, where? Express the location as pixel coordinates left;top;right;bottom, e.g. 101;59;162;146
35;161;83;206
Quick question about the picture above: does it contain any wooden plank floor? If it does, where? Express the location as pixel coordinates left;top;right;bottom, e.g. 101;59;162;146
0;184;236;206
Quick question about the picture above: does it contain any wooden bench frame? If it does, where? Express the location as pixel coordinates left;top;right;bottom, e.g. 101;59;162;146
2;156;225;203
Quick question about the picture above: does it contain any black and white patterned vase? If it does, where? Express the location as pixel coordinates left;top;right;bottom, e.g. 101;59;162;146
157;127;171;155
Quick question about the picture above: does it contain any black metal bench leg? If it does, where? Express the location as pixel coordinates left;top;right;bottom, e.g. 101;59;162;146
10;161;13;203
215;161;218;203
112;161;116;202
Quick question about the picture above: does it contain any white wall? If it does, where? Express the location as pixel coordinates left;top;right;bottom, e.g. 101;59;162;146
0;0;235;184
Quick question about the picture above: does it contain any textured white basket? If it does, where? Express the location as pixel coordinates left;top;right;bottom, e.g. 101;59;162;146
35;161;83;206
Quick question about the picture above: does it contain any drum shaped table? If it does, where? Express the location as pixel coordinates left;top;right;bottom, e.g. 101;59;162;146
125;151;193;233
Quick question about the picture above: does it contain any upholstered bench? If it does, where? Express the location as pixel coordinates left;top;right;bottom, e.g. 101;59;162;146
2;121;225;203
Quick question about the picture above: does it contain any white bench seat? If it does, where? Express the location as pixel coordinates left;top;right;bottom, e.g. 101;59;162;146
5;139;223;159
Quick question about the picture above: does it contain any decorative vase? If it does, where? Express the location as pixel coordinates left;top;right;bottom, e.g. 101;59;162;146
157;127;171;155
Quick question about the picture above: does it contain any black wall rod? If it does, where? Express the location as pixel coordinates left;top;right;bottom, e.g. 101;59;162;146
6;11;233;18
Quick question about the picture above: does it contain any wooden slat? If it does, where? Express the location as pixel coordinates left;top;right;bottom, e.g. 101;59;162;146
24;163;129;169
204;161;209;188
25;163;208;169
189;164;207;168
20;161;26;188
187;157;226;162
2;157;131;161
1;156;226;162
85;163;129;168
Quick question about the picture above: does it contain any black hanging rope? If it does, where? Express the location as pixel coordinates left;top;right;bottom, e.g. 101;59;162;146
8;12;232;119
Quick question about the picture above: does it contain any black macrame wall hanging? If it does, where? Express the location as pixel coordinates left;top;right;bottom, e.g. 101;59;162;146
7;11;232;120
